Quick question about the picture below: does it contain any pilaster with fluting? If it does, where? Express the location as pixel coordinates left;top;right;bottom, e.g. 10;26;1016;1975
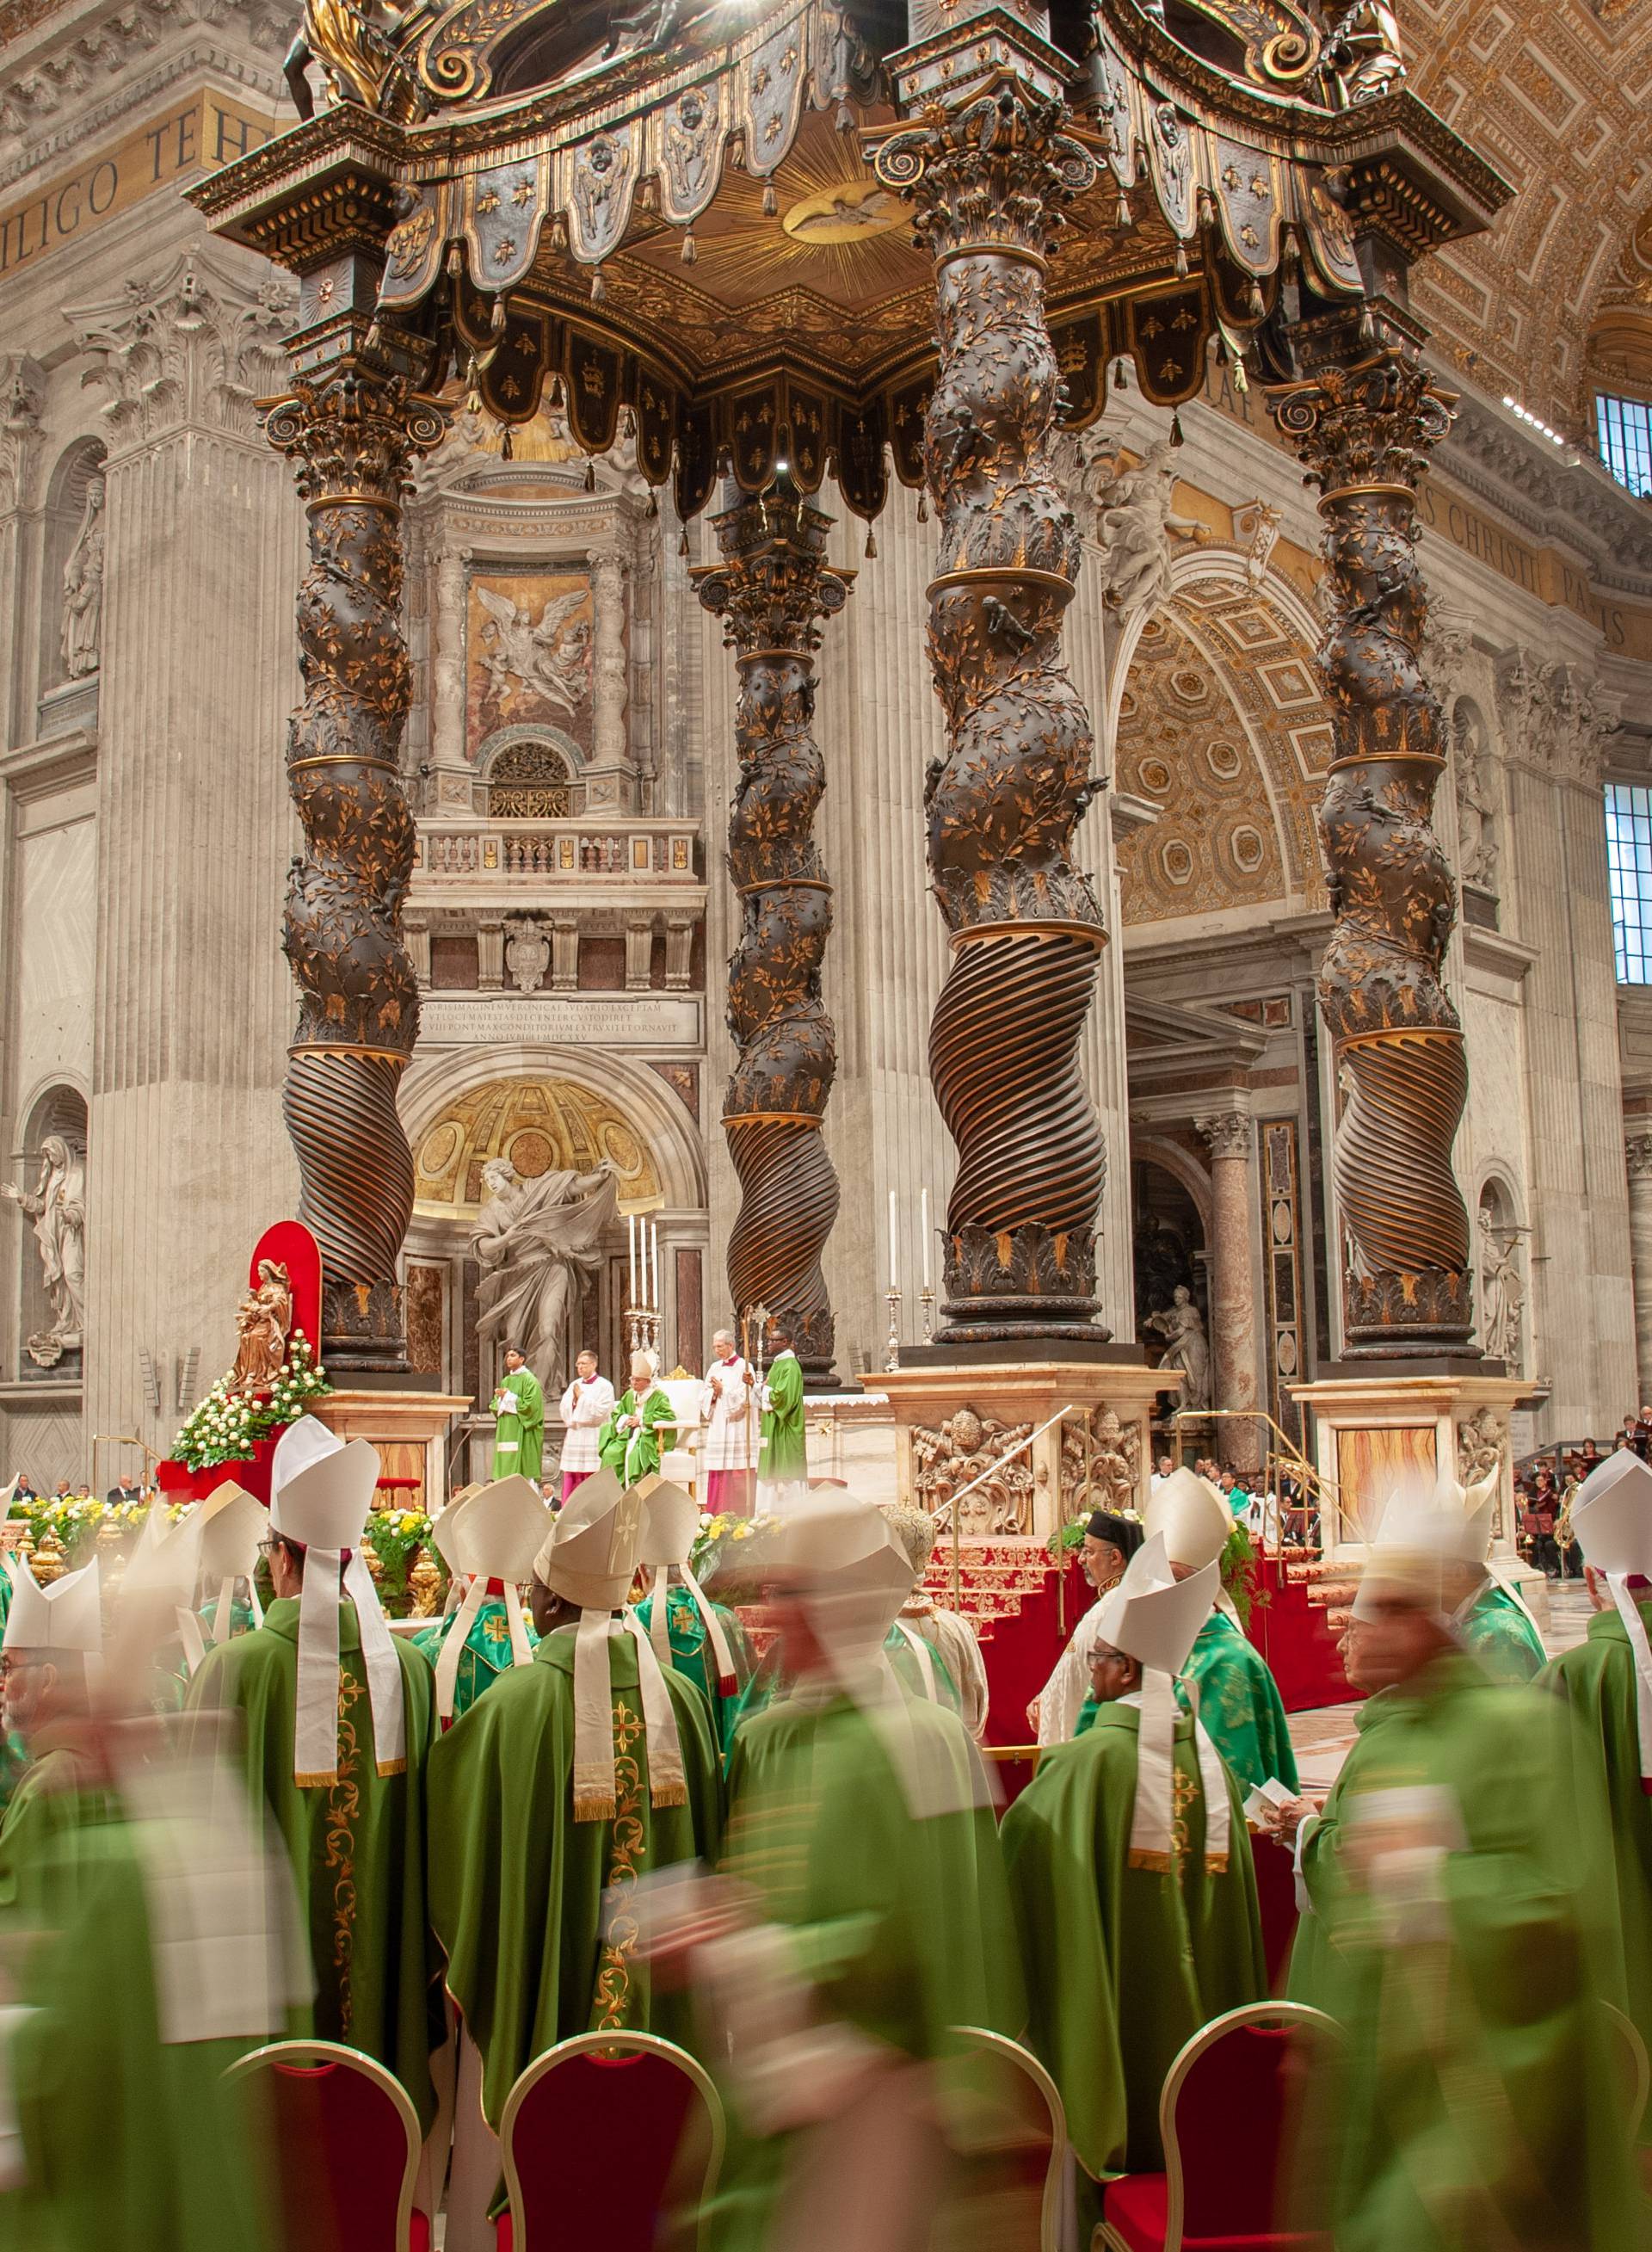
429;545;471;808
1629;1135;1652;1408
868;64;1110;1345
1198;1110;1262;1470
693;476;850;1384
589;546;632;811
1269;331;1470;1355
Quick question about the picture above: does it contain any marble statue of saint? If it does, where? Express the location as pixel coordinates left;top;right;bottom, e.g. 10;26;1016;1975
1145;1283;1211;1411
1082;436;1209;613
1453;705;1498;893
1478;1206;1524;1368
228;1260;293;1393
471;1157;619;1399
3;1134;87;1365
60;477;105;681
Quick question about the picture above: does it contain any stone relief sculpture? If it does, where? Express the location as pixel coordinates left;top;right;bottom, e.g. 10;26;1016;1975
60;475;104;681
1059;1405;1141;1516
1452;701;1498;892
1322;0;1405;104
3;1134;87;1367
228;1259;294;1392
1145;1282;1211;1410
474;583;592;722
1082;436;1210;612
1457;1404;1506;1487
471;1156;619;1397
503;916;552;994
1477;1203;1524;1368
911;1404;1036;1535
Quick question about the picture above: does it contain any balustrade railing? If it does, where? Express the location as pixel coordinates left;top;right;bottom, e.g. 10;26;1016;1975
413;818;700;883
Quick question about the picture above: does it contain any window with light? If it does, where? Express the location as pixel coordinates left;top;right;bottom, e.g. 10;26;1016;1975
1606;783;1652;983
1597;394;1652;500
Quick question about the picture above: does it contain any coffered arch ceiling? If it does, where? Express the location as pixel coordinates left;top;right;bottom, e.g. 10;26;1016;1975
1113;577;1332;929
1402;0;1652;426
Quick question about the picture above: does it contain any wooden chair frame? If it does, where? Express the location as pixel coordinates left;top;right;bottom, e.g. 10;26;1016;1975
496;2028;726;2252
947;2024;1070;2252
225;2036;423;2252
1094;2001;1343;2252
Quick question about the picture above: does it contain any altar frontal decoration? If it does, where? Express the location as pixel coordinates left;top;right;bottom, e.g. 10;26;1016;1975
194;0;1510;1365
161;1223;331;1500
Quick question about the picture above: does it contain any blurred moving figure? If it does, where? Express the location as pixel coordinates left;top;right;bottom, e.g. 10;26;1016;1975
184;1417;445;2133
1537;1450;1652;2144
0;1557;107;1917
427;1468;722;2249
1002;1533;1264;2222
1433;1470;1548;1683
632;1476;755;1754
1277;1489;1639;2248
882;1506;990;1743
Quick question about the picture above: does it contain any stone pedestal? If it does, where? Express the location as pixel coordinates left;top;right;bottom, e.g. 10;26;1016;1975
1287;1367;1545;1625
803;1389;899;1507
311;1388;472;1514
879;1360;1178;1540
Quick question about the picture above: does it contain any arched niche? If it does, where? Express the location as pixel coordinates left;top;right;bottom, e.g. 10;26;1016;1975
1475;1171;1526;1375
9;1082;88;1378
1130;1140;1211;1367
474;723;584;818
38;439;107;706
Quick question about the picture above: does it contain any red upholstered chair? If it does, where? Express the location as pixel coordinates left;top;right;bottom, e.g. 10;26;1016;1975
495;2030;724;2252
1096;2002;1342;2252
226;2038;428;2252
942;2026;1069;2252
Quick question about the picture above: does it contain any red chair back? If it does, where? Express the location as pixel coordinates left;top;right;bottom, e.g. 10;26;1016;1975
941;2027;1067;2252
1161;2004;1341;2246
228;2039;423;2252
499;2032;724;2252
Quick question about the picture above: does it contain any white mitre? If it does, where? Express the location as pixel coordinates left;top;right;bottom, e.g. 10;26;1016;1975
122;1499;208;1607
268;1418;405;1789
531;1468;687;1822
635;1475;737;1694
1351;1484;1476;1625
430;1475;547;1722
1575;1453;1652;1784
1093;1533;1229;1876
3;1554;102;1658
170;1482;268;1676
1145;1467;1232;1571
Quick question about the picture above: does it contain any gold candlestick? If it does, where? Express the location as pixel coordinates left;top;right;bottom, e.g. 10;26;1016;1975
884;1287;902;1373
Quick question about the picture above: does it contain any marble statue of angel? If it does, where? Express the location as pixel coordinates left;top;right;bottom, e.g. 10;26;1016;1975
475;583;593;720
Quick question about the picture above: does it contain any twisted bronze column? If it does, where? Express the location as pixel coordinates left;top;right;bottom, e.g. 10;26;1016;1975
693;475;850;1385
266;371;446;1371
1269;338;1472;1354
872;81;1109;1344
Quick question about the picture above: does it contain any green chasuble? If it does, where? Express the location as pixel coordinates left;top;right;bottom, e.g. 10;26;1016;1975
0;1743;112;1923
1288;1650;1639;2250
1002;1702;1266;2182
1538;1605;1652;2140
1286;1687;1398;2014
0;1795;269;2252
724;1626;955;1743
710;1688;1023;2252
598;1385;677;1488
428;1626;723;2128
411;1593;537;1722
185;1598;444;2129
1457;1578;1547;1683
758;1350;806;1483
633;1584;755;1753
1076;1612;1298;1795
491;1367;546;1482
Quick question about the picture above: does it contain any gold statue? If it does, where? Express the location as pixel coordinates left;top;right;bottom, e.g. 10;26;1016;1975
228;1260;294;1395
284;0;425;123
1322;0;1404;106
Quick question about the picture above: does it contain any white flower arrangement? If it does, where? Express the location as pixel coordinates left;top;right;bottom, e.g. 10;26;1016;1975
171;1327;333;1471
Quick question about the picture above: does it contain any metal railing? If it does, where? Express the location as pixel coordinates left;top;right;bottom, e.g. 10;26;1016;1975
1168;1405;1341;1557
935;1403;1094;1613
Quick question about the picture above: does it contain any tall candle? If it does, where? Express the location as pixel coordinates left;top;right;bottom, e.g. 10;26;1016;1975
639;1218;649;1313
628;1212;637;1305
651;1222;661;1314
921;1187;931;1289
889;1188;898;1292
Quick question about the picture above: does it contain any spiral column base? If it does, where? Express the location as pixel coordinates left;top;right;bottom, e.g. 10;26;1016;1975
724;1114;840;1386
285;1046;416;1372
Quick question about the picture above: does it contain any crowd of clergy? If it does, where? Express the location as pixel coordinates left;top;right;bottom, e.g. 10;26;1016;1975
0;1363;1650;2251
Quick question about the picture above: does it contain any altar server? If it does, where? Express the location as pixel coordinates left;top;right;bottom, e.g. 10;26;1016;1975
599;1349;678;1488
1537;1449;1652;2135
632;1475;754;1751
412;1475;548;1724
1282;1489;1637;2247
490;1343;545;1484
700;1330;756;1514
756;1323;807;1513
184;1415;444;2129
557;1348;613;1504
1028;1508;1143;1743
883;1505;990;1741
428;1465;721;2133
1002;1533;1264;2202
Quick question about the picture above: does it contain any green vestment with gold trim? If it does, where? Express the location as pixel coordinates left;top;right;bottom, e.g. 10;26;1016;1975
1076;1611;1298;1796
1002;1702;1266;2185
632;1584;755;1753
597;1385;678;1488
1457;1579;1547;1683
427;1626;723;2128
411;1595;538;1721
184;1597;444;2129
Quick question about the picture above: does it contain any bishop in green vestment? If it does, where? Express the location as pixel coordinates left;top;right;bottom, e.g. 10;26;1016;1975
1285;1501;1640;2250
490;1346;546;1483
184;1427;445;2130
414;1475;549;1726
632;1483;756;1755
1003;1534;1264;2190
598;1352;678;1487
428;1469;723;2131
1453;1575;1547;1682
757;1327;807;1492
412;1595;536;1721
1076;1609;1299;1794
